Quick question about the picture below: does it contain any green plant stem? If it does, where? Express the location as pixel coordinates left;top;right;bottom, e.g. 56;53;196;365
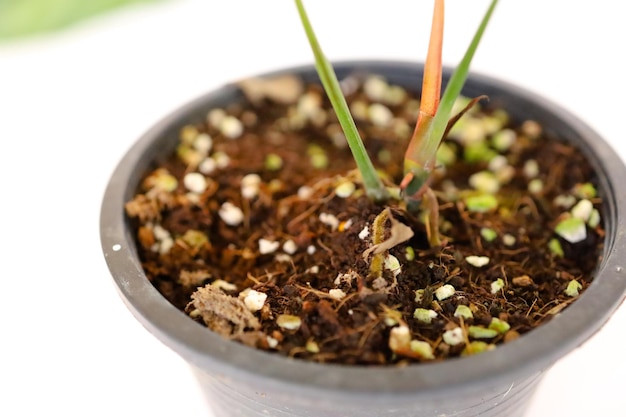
294;0;388;201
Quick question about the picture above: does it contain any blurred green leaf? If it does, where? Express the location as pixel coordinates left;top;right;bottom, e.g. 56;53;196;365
0;0;163;41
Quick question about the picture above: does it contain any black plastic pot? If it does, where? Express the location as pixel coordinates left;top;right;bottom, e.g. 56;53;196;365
100;61;626;417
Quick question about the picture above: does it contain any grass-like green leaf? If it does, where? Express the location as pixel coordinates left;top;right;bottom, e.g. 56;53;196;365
294;0;388;201
0;0;163;41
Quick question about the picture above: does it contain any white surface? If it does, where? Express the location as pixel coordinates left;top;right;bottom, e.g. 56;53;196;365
1;1;624;416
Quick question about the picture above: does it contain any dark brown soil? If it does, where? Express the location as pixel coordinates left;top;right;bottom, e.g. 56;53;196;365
125;73;604;365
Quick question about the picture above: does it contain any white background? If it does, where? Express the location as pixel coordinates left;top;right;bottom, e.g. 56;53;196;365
1;1;624;416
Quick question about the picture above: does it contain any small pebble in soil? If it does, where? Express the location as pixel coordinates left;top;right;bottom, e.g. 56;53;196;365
242;289;267;312
491;278;505;294
571;199;593;221
502;234;516;246
564;280;583;297
148;169;178;192
489;318;511;334
554;194;577;209
414;308;438;324
573;182;597;199
454;305;474;319
555;217;587;243
241;173;262;199
588;209;601;228
218;202;244;226
523;159;540;178
488;154;508;172
435;284;456;301
152;224;174;254
306;339;320;353
199;157;217;174
219;115;244;139
468;326;498;339
350;100;368;120
521;120;542;139
297;185;314;199
259;238;280;255
495;164;515;184
512;275;534;287
469;171;500;193
193;133;213;155
465;255;490;268
207;108;226;127
491;128;516;151
335;180;356;198
310;152;329;169
384;254;402;277
213;151;230;169
480;227;498;242
183;172;207;194
548;238;565;257
319;212;340;230
212;279;237;292
265;153;283;171
410;340;435;360
389;325;411;352
266;336;279;349
338;219;353;232
462;341;495;356
328;288;346;301
443;327;465;346
368;103;393;127
306;265;319;274
528;178;544;194
276;314;302;330
275;253;292;263
363;76;388;101
282;239;298;255
465;193;498;213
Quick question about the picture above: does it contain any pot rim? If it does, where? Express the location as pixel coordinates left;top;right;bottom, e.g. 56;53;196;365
100;60;626;401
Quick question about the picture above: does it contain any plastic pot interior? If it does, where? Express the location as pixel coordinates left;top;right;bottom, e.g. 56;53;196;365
101;61;626;412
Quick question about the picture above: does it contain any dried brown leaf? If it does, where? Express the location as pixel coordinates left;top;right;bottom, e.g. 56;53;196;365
363;208;414;258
